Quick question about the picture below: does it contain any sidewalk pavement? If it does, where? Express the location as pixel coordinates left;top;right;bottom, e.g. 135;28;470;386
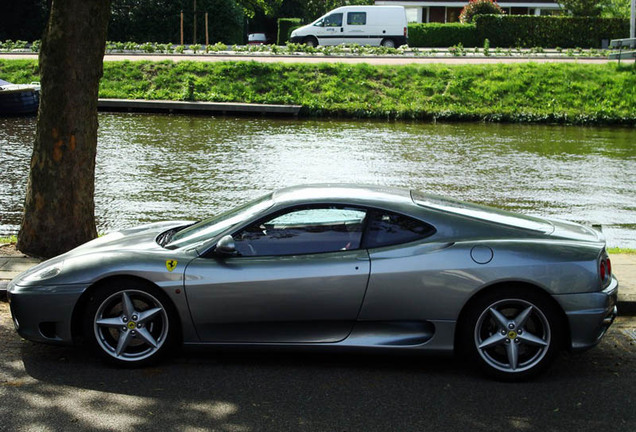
1;252;635;315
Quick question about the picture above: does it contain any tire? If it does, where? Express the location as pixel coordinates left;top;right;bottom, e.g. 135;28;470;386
84;280;177;367
380;39;396;48
304;36;318;48
459;287;563;381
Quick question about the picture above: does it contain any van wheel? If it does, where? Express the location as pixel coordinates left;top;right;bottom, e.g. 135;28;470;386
304;36;318;48
381;39;396;48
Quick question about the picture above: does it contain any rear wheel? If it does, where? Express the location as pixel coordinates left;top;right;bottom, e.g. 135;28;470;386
460;287;563;381
380;38;396;48
304;36;318;48
84;280;177;366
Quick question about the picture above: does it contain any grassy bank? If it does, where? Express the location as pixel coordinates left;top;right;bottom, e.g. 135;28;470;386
1;59;635;124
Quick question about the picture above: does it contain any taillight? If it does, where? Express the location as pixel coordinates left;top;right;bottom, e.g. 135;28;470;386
404;27;407;37
600;261;607;281
599;257;612;283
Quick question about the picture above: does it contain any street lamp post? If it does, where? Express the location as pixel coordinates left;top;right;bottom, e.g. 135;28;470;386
631;0;635;40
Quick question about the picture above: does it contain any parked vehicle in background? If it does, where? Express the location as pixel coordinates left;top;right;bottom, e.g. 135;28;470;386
0;79;40;116
290;6;408;48
247;33;268;45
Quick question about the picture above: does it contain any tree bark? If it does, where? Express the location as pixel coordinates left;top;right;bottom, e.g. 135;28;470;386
17;0;111;258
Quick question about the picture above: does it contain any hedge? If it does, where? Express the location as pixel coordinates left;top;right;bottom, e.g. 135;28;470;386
277;18;302;45
474;15;630;48
408;23;479;47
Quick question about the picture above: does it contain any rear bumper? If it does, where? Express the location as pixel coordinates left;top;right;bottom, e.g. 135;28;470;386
553;276;619;351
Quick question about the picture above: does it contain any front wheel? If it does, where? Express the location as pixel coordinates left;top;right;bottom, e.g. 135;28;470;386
460;288;563;381
304;36;318;48
84;281;177;366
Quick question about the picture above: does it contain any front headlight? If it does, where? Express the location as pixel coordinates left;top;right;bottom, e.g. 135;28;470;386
22;261;65;282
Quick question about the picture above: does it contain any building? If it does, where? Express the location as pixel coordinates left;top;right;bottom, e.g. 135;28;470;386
375;0;563;23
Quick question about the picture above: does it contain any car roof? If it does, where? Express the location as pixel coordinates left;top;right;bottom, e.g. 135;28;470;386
270;184;553;234
271;184;413;208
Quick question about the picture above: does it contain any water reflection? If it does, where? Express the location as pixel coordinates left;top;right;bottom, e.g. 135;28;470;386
1;113;634;247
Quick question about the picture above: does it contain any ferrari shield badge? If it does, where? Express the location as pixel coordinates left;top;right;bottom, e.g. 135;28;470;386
166;259;178;272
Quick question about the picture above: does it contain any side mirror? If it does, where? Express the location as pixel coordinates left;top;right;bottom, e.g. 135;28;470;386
215;235;237;256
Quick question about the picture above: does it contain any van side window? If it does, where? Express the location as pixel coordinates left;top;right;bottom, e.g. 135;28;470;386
324;13;343;27
347;12;366;25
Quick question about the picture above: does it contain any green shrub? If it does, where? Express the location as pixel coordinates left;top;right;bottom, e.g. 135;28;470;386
459;0;503;24
408;23;480;47
277;18;302;45
475;15;629;48
140;42;156;53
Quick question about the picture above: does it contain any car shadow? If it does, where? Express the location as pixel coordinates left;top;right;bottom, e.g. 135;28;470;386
10;332;636;432
20;342;472;394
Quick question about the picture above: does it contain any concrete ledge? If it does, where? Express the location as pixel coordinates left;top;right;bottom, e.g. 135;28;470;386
0;256;41;281
98;99;302;116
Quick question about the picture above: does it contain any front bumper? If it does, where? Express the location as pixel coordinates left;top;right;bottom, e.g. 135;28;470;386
8;281;87;345
554;275;619;351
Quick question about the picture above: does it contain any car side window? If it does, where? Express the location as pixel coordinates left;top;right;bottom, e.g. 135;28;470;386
347;12;366;25
233;207;366;257
324;13;343;27
363;210;435;248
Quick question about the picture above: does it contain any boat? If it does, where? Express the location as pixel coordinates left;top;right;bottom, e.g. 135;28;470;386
0;79;40;115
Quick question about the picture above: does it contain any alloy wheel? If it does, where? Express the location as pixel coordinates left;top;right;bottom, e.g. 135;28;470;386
474;298;551;373
93;289;169;362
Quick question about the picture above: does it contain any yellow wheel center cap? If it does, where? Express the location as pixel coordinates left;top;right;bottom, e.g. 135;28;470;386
127;321;137;330
508;330;517;339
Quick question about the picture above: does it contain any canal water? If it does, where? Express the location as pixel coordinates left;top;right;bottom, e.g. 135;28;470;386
1;113;635;247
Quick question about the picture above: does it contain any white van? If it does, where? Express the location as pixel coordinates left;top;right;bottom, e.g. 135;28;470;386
289;6;408;48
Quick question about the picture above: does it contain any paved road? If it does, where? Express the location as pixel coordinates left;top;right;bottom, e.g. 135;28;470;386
1;301;635;432
0;52;615;65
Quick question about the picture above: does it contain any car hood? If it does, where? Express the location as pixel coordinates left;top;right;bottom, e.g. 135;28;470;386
14;221;192;285
63;221;192;257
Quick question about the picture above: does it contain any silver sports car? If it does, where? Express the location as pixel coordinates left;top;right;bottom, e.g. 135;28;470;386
8;185;618;380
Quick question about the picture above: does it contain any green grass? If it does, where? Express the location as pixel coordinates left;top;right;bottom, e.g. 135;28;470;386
608;247;636;255
0;236;17;244
0;59;634;124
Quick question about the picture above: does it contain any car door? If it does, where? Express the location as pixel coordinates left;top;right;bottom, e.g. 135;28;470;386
184;206;371;343
315;12;343;45
343;11;368;45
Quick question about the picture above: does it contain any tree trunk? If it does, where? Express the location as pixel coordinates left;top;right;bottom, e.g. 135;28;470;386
17;0;111;258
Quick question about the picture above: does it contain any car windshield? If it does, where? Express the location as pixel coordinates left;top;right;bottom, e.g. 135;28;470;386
411;190;554;234
165;194;274;249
